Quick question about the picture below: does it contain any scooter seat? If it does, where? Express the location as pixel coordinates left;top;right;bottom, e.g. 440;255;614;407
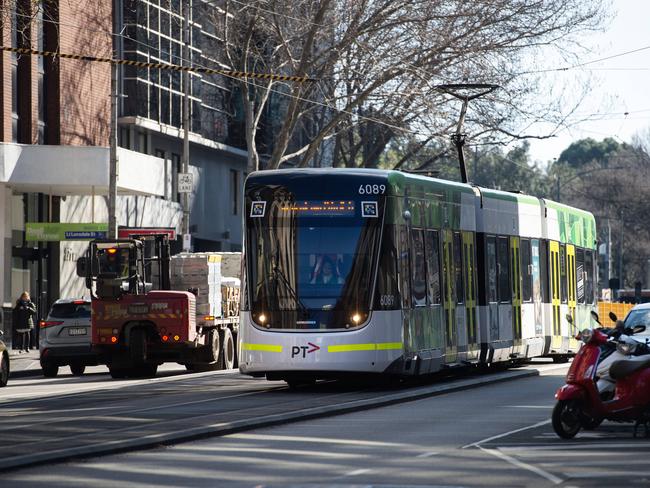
610;355;650;380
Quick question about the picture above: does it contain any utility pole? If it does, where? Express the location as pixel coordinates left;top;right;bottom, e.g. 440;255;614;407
108;1;119;239
181;0;191;251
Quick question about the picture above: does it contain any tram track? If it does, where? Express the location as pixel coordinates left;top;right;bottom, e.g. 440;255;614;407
0;362;564;472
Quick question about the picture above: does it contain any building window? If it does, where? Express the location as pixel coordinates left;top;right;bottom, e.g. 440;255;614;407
230;169;239;215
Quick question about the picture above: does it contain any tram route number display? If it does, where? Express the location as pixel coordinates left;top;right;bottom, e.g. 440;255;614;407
358;184;386;195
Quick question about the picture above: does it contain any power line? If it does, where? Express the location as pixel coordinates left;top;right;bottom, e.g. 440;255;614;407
518;44;650;75
0;45;314;82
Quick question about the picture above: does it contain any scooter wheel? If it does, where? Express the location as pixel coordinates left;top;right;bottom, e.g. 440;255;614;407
552;400;582;439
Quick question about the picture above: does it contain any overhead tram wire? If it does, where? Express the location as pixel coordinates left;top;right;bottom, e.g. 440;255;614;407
15;9;499;142
11;13;437;139
0;45;314;83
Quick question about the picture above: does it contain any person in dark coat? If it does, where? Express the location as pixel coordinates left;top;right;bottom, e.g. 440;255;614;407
14;291;37;352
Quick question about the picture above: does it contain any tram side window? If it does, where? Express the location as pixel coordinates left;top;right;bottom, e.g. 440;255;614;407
398;225;411;308
410;228;427;307
453;232;464;304
486;237;498;303
540;240;549;304
497;236;510;303
560;245;567;303
585;250;594;304
425;230;441;305
521;239;532;302
576;248;585;304
374;225;400;310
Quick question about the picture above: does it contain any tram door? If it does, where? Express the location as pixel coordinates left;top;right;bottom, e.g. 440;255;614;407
442;230;457;362
510;236;522;351
549;241;562;351
566;244;578;349
462;232;477;357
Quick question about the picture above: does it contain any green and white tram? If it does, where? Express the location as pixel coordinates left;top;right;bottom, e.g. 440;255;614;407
238;169;597;382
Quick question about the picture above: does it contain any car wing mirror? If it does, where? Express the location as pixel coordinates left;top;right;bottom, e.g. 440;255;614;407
633;325;646;334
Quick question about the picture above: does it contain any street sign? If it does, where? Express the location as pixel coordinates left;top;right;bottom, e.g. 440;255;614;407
178;173;193;193
118;227;177;240
26;223;108;241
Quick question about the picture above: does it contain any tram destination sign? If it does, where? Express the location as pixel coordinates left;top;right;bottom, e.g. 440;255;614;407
26;223;108;241
280;200;355;217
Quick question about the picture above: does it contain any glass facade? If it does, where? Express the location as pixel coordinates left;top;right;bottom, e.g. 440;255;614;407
121;0;234;146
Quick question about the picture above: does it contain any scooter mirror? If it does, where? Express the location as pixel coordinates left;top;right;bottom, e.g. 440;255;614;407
609;311;618;322
565;314;573;325
590;310;600;324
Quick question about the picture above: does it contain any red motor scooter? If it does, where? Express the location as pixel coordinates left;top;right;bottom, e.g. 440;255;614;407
552;311;650;439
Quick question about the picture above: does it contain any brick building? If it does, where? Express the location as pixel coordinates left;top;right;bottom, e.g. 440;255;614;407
0;0;173;344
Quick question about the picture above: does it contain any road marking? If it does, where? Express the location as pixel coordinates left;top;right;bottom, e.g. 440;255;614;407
416;451;439;458
508;405;552;409
478;445;563;485
231;433;407;447
345;468;371;476
461;419;551;449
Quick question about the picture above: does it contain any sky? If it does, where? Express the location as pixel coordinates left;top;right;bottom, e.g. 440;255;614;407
526;0;650;165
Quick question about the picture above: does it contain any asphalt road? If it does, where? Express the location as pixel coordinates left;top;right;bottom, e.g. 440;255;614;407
0;361;555;472
5;364;650;487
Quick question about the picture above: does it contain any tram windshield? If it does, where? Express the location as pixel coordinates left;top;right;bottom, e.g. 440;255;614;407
246;192;384;330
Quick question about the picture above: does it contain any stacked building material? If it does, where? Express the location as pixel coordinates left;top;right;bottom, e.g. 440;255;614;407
170;253;222;317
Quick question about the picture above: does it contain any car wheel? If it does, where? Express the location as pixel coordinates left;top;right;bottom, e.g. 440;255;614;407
42;362;59;378
0;352;9;387
70;363;86;376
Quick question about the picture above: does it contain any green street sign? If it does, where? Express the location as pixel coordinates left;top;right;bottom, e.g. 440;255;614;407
26;223;108;241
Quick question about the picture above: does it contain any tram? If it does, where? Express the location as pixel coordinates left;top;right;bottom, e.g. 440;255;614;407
238;169;597;383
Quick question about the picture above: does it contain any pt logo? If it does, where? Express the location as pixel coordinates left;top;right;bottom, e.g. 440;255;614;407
291;342;320;358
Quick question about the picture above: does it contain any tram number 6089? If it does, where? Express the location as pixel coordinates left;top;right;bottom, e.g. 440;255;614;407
358;184;386;195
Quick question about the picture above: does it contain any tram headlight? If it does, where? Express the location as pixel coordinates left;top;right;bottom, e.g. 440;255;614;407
258;313;267;324
352;313;361;324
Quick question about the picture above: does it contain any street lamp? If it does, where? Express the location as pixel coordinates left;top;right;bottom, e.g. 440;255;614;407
436;83;499;183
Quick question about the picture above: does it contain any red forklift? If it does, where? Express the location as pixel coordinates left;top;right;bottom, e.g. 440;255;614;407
77;234;222;378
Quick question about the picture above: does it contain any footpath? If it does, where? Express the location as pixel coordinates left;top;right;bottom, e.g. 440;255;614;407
7;349;41;378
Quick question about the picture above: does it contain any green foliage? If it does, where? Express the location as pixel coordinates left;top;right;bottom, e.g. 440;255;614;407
557;137;625;168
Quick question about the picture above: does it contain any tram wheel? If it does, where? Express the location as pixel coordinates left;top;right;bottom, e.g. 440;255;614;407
552;400;582;439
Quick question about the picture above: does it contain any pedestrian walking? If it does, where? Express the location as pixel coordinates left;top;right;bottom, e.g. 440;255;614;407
14;291;37;352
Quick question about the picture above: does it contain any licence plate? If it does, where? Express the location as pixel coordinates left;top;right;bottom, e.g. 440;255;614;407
68;328;87;336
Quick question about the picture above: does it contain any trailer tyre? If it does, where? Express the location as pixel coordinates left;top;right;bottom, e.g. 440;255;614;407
108;366;128;379
130;328;147;363
221;328;235;370
203;329;221;364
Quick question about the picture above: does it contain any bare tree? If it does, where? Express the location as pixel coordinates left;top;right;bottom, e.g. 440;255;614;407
207;0;606;172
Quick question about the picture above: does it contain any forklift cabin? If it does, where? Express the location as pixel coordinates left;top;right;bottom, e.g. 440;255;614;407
77;234;171;299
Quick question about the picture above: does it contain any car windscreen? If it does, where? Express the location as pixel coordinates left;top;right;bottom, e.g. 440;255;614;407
49;303;91;319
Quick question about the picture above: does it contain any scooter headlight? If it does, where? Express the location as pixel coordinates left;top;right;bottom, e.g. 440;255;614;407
581;328;593;344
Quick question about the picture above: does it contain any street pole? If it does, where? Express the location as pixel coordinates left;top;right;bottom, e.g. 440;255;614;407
108;3;118;239
181;0;191;251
